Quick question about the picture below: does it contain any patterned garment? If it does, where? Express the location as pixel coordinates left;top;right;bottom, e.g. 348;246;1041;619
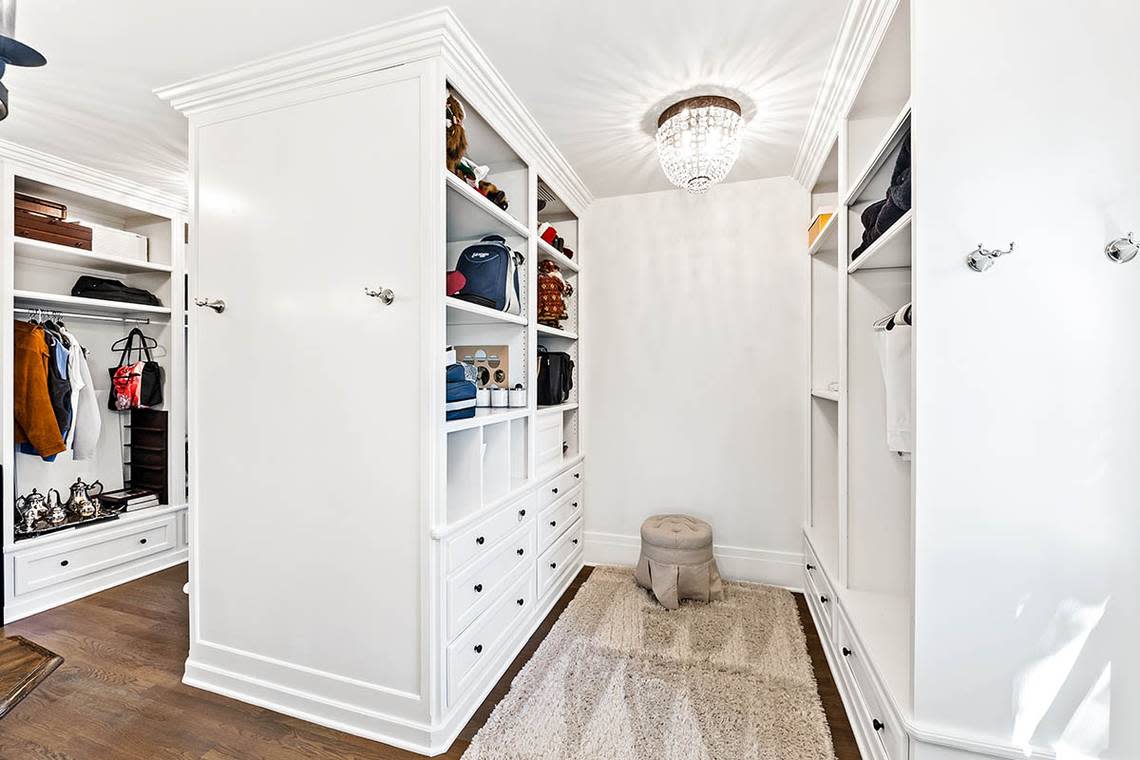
537;259;573;328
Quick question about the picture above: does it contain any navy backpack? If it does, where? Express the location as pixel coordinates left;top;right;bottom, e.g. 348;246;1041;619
454;235;523;314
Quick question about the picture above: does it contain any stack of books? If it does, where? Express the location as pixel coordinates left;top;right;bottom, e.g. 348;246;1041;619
99;487;161;513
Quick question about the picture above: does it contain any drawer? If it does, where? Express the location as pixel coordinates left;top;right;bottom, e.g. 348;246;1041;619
445;492;534;574
803;538;835;637
14;515;177;596
447;522;535;638
537;461;584;510
836;614;907;760
538;517;583;598
536;487;583;553
447;563;535;705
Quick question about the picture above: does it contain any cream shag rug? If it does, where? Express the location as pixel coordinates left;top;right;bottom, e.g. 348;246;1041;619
462;566;836;760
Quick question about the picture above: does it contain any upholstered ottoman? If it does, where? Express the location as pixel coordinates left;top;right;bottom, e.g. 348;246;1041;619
634;514;724;610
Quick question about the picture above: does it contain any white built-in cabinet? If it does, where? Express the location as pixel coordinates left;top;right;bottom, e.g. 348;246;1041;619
802;2;1140;760
157;10;591;755
0;145;189;623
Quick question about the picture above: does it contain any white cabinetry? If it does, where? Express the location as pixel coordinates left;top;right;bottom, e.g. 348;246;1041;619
158;10;590;755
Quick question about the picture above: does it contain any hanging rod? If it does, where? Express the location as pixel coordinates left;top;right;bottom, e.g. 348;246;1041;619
15;307;151;325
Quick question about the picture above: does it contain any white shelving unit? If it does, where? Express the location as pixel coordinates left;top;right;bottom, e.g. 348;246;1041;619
2;151;189;623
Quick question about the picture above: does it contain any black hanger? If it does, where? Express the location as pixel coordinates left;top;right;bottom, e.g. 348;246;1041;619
111;332;158;352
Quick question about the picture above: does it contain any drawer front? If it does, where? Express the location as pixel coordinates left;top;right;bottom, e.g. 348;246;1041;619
447;564;535;705
538;517;583;598
836;615;907;760
446;492;534;574
537;462;584;510
448;523;535;638
15;515;177;596
536;414;562;469
802;538;835;636
537;487;583;553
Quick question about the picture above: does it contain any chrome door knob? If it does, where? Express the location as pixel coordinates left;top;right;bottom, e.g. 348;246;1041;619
194;298;226;313
364;286;395;305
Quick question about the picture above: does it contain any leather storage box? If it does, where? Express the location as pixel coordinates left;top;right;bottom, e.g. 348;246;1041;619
15;192;67;220
15;207;93;250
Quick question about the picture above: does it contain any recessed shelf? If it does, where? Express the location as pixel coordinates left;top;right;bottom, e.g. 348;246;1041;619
14;289;172;318
14;237;172;275
536;324;577;340
537;402;578;415
848;210;913;273
808;215;838;256
445;171;529;242
537;238;579;272
845;102;911;206
811;388;840;402
445;406;530;433
446;297;527;326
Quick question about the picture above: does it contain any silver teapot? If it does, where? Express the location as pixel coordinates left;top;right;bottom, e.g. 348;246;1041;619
46;488;68;525
64;477;103;519
15;488;61;531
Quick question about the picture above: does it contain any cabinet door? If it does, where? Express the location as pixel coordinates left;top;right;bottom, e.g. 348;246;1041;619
190;68;431;692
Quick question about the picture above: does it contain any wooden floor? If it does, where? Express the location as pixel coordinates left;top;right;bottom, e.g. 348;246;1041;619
0;564;858;759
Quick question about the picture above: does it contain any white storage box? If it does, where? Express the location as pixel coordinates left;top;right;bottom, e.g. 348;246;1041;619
536;412;562;471
78;220;149;261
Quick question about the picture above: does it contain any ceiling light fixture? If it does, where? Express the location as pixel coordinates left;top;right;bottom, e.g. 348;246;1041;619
0;0;47;121
656;95;743;194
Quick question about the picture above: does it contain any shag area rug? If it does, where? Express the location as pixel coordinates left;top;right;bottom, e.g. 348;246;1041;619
462;566;836;760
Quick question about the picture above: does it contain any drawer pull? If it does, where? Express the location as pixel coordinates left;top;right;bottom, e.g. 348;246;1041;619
139;538;148;545
475;536;485;545
806;563;815;571
572;502;578;508
516;598;525;606
573;473;580;479
873;719;885;732
518;509;526;517
473;584;483;593
60;559;69;567
550;520;557;527
819;595;829;604
516;548;525;556
572;539;579;545
550;562;557;569
551;487;558;494
842;647;852;657
473;644;483;654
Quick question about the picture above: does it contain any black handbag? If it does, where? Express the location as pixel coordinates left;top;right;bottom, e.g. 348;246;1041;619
107;328;164;410
73;275;162;307
536;347;574;406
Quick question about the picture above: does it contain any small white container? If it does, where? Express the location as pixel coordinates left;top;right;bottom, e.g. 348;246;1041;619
508;387;527;407
476;388;491;408
490;389;509;408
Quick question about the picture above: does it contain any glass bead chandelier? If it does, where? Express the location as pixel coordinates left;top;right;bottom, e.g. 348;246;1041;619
656;96;743;194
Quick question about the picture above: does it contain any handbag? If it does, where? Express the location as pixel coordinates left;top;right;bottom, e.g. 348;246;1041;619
536;347;574;406
108;328;164;411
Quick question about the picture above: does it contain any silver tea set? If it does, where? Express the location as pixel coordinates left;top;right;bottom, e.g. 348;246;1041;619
15;477;105;534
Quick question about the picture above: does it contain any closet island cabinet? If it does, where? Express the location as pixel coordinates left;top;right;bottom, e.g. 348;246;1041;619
0;144;189;623
157;9;590;755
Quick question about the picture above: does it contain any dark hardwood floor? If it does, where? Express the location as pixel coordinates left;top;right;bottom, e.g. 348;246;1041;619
0;565;857;759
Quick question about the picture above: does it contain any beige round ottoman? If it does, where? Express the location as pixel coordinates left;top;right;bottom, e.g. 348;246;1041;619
634;514;724;610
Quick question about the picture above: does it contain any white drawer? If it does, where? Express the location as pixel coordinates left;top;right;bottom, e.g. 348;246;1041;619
803;537;835;638
447;564;535;706
447;522;535;638
537;462;584;510
836;614;907;760
538;517;583;598
445;492;534;574
537;487;583;553
14;515;177;596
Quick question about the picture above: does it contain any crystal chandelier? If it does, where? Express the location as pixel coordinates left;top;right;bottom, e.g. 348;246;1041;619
656;96;743;194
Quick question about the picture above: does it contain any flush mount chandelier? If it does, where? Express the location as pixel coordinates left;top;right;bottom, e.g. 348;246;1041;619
656;95;743;194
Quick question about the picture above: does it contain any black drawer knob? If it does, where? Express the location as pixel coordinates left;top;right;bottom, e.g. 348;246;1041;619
139;538;147;545
873;719;885;732
60;559;69;567
806;563;815;570
572;539;579;545
473;644;483;654
550;562;557;569
550;520;557;527
516;598;525;606
476;536;485;545
572;502;578;508
518;509;526;517
473;584;483;593
842;647;852;657
516;548;525;556
819;595;829;604
552;487;558;494
573;473;580;479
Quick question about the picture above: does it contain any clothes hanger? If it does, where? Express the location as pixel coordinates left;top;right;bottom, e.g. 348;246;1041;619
873;301;913;332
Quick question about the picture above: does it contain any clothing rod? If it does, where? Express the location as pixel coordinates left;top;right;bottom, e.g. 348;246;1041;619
14;307;151;325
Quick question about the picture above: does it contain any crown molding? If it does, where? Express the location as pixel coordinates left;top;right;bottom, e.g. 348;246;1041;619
154;7;592;214
0;139;187;215
791;0;901;187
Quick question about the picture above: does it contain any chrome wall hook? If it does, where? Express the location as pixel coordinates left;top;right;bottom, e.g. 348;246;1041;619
966;242;1015;272
1105;232;1137;263
364;286;395;305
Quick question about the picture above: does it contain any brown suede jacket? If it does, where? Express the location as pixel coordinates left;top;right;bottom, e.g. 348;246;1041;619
14;320;66;457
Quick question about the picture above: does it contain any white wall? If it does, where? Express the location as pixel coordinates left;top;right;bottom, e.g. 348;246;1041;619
580;176;809;588
912;2;1140;757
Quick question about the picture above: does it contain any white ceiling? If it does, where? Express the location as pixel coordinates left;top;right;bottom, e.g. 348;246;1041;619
2;0;841;199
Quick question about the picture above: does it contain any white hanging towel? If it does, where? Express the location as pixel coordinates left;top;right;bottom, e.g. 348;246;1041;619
60;327;102;461
875;304;913;459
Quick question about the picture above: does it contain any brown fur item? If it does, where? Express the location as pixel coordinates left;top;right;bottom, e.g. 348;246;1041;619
478;181;508;211
446;93;468;175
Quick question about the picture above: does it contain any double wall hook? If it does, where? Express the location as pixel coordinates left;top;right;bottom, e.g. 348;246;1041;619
1105;233;1137;263
966;242;1015;273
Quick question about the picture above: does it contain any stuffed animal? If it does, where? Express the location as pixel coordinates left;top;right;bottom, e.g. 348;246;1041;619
478;181;509;211
446;93;468;176
537;259;573;328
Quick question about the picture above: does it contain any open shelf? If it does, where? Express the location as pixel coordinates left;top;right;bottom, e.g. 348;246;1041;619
14;289;172;318
537;402;578;415
446;297;527;326
536;323;577;340
14;237;172;275
444;406;529;433
846;103;911;206
445;171;529;242
808;214;838;256
848;210;913;273
811;388;840;402
537;238;579;272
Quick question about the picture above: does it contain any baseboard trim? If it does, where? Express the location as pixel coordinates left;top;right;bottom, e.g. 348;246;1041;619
583;531;803;590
